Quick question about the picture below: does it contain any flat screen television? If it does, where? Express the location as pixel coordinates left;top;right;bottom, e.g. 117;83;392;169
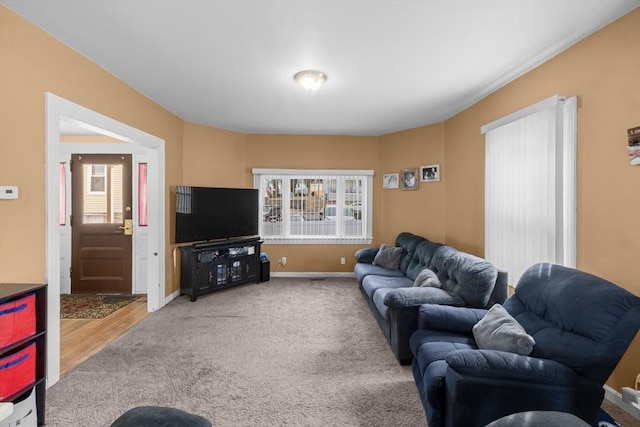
175;186;259;244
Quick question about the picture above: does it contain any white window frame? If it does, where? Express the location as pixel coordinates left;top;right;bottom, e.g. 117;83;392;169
87;164;107;194
253;168;373;244
481;94;577;285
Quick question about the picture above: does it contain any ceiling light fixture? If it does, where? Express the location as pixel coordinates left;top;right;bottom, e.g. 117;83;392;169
293;70;327;91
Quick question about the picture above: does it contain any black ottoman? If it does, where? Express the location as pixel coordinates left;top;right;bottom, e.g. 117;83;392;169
110;406;212;427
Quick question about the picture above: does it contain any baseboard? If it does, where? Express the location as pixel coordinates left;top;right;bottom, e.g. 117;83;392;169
164;289;181;306
162;274;352;306
604;385;640;420
164;272;356;305
270;272;355;278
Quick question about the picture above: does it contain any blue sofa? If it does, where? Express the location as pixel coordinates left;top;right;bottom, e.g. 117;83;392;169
410;263;640;427
354;232;507;364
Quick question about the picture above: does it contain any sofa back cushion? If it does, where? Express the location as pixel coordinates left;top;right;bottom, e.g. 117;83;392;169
394;232;427;274
431;246;498;308
405;240;444;280
505;263;640;384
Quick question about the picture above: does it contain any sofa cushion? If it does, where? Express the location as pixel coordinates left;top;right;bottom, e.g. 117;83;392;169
394;232;427;274
472;304;535;355
354;262;405;284
428;245;457;278
413;268;442;288
372;244;403;270
412;332;478;375
361;274;413;299
405;240;444;281
433;247;498;308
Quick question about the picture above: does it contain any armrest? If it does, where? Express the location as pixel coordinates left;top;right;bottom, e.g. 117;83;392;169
384;287;462;309
417;304;488;333
389;306;421;365
446;349;579;385
355;247;379;264
488;268;509;305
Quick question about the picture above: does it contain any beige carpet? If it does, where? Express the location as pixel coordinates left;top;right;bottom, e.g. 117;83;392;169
46;277;638;426
46;278;426;426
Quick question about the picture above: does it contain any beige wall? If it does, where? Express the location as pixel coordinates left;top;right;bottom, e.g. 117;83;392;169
182;122;250;188
1;3;638;393
442;9;640;391
0;6;184;294
379;124;446;245
246;134;380;271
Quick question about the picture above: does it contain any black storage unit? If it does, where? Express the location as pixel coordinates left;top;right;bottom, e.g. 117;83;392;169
180;237;262;301
0;283;47;426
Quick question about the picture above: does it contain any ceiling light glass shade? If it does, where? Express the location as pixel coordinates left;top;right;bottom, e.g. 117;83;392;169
293;70;327;91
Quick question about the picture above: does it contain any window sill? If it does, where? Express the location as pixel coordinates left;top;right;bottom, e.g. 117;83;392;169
263;237;373;245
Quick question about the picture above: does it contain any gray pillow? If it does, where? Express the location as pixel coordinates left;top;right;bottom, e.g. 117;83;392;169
413;268;442;288
372;244;403;270
472;304;535;355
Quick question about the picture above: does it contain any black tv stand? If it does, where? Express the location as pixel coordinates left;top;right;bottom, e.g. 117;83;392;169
192;235;260;249
180;236;262;301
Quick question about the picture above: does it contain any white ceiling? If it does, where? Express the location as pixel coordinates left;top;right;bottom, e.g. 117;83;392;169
2;0;638;136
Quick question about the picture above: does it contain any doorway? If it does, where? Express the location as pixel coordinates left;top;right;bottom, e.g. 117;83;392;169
71;154;133;293
45;93;166;387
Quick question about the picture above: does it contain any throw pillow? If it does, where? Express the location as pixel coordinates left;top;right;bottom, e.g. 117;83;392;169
413;268;442;288
472;304;535;355
372;244;403;270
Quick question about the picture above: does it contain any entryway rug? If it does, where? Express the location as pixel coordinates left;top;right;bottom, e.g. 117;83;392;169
60;294;141;319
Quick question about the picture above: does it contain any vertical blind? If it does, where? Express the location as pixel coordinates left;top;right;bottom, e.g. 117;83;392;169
482;95;577;285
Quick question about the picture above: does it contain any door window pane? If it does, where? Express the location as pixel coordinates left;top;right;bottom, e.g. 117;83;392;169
59;162;66;225
82;163;124;224
88;164;106;194
138;163;148;226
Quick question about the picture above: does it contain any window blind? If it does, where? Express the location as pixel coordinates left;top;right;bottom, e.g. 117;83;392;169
253;169;373;244
483;95;577;285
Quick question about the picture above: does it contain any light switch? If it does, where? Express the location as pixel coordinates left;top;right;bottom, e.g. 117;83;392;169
0;186;19;199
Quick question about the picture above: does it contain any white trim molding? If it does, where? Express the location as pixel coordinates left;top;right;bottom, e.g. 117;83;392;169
481;94;566;134
270;272;355;278
45;93;166;388
604;385;640;420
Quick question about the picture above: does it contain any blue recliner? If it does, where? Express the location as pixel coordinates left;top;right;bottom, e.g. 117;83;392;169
409;263;640;427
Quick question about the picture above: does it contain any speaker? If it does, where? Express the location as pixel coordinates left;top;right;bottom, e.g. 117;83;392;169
260;260;270;282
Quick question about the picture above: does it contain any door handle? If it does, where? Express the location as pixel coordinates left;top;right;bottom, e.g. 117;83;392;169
119;219;133;235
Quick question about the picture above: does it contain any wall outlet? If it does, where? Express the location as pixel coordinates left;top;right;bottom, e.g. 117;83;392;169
340;257;346;265
281;256;287;265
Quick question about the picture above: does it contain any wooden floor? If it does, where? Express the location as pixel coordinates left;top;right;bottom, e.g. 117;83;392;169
60;297;149;377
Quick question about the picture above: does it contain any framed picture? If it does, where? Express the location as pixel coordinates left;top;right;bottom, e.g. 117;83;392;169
400;168;419;190
382;173;399;189
628;126;640;165
420;164;440;182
